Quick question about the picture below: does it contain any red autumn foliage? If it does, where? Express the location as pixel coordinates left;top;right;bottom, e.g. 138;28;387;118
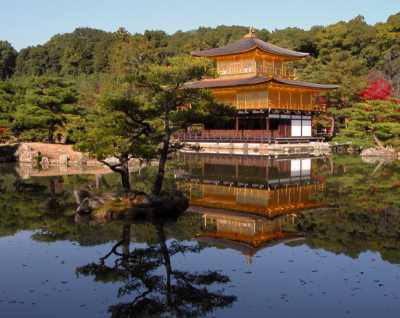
0;127;7;134
315;95;327;106
360;78;393;101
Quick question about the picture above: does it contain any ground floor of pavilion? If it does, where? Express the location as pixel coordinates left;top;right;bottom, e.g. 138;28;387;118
178;111;325;144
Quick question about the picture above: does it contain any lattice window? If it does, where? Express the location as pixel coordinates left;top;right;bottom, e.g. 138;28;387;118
216;95;236;106
217;59;256;76
280;91;290;108
303;92;312;108
292;91;301;109
269;89;279;108
274;62;282;77
257;59;274;75
236;90;268;109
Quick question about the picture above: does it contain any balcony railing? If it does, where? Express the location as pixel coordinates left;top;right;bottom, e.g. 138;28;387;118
177;130;324;143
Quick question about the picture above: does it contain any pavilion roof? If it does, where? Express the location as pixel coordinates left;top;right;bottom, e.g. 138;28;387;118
191;36;309;59
184;76;339;90
196;234;303;256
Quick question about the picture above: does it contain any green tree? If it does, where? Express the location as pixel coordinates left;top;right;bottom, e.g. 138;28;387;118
76;80;154;192
15;46;50;76
332;100;400;148
381;44;400;97
0;81;17;140
134;55;235;195
12;77;80;142
0;41;17;80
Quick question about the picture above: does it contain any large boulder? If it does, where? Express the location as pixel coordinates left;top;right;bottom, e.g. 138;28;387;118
78;190;189;222
361;146;397;159
74;189;117;214
148;191;189;218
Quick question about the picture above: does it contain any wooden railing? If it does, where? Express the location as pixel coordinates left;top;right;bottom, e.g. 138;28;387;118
178;130;324;143
217;60;296;80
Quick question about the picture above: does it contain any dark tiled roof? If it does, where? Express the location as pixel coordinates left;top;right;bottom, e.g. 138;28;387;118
184;76;339;90
184;76;271;89
274;78;339;90
192;37;309;59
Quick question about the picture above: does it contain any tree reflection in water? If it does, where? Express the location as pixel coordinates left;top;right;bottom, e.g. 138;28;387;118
77;221;236;318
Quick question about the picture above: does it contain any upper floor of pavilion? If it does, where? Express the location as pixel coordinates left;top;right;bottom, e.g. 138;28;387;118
185;29;339;113
192;28;309;80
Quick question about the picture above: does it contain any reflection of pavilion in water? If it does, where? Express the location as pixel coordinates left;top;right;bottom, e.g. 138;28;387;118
15;164;111;180
194;206;300;263
180;153;325;218
179;154;326;261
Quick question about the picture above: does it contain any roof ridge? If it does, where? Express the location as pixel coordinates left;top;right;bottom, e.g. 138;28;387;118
191;36;309;59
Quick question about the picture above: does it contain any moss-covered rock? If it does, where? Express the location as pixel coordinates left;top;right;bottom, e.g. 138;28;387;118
79;190;189;222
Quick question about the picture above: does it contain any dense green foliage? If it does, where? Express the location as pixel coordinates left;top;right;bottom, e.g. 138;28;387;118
5;13;400;96
0;12;399;148
132;55;235;194
12;77;81;142
332;100;400;148
0;41;17;80
76;55;234;192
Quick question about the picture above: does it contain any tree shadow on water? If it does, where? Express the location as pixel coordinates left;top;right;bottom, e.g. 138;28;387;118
76;220;237;318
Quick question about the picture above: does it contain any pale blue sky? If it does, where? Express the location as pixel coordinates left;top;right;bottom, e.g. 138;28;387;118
2;0;399;50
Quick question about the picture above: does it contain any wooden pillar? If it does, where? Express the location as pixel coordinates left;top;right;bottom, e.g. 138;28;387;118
273;60;275;76
278;90;281;109
235;116;239;130
300;92;303;110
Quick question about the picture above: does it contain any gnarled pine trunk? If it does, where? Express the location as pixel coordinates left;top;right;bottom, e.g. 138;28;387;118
118;161;131;193
152;139;169;196
103;159;131;193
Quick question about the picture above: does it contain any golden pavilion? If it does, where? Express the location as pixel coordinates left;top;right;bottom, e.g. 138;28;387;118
183;28;338;144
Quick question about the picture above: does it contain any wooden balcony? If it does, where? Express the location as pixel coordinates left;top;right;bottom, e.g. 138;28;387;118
178;130;324;144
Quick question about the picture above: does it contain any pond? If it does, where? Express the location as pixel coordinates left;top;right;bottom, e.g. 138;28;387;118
1;154;400;318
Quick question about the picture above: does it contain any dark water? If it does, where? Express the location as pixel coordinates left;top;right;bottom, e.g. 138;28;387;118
1;155;400;318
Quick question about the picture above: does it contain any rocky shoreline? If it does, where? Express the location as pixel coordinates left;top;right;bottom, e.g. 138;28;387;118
74;189;189;222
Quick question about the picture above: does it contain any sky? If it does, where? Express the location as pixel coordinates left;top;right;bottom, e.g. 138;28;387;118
1;0;399;50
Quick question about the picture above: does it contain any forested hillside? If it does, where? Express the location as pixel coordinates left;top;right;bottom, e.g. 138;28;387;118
0;13;399;148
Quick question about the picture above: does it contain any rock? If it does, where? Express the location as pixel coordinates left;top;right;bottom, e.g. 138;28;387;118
77;153;88;166
148;191;189;218
76;198;92;214
361;146;397;158
59;154;69;165
17;144;37;163
128;193;151;207
74;189;91;204
75;188;189;221
74;189;109;214
40;156;50;169
76;196;105;214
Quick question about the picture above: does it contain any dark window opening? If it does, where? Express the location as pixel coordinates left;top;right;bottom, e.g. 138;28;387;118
269;118;280;131
204;118;235;130
239;117;266;130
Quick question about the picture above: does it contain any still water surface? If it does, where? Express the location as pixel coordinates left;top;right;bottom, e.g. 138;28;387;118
1;154;400;317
